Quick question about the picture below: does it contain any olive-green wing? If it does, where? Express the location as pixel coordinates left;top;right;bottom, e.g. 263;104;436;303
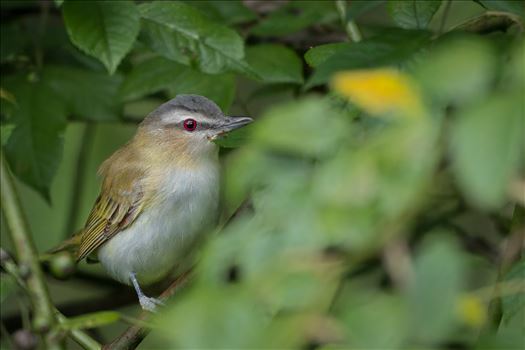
76;169;146;262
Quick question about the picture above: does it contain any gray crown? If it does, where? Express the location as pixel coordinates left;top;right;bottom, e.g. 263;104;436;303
149;94;224;121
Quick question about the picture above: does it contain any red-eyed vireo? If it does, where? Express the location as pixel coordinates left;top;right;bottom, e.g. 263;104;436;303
57;95;252;311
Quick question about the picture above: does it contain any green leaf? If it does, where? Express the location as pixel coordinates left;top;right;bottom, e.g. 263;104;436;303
340;292;408;349
252;97;350;157
408;235;466;343
0;274;16;304
59;311;121;330
3;75;68;200
120;56;235;111
157;288;264;348
139;1;255;77
304;43;349;68
451;93;523;208
306;29;432;88
414;36;496;106
388;0;442;29
347;0;385;21
184;0;256;25
250;0;338;37
213;125;253;149
1;21;30;63
245;44;303;84
1;123;15;146
54;0;63;7
63;0;140;74
501;258;525;331
42;66;122;122
165;70;235;112
120;57;186;101
476;0;525;16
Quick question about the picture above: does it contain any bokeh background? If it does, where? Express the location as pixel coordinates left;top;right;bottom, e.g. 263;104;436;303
1;0;523;349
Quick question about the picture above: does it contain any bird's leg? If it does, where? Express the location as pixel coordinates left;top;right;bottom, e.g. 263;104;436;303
129;272;165;312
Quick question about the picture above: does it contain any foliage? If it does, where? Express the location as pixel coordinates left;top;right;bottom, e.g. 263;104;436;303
0;1;524;349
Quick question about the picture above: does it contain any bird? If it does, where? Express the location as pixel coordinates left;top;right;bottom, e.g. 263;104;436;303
53;95;253;311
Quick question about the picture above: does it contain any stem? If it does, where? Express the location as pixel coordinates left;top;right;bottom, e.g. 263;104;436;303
346;21;363;42
438;0;452;35
335;0;362;42
0;151;61;349
64;123;96;238
56;313;101;350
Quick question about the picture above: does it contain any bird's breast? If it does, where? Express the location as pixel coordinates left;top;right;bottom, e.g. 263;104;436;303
97;160;220;285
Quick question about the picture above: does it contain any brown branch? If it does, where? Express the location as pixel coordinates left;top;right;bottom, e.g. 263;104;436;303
102;270;193;350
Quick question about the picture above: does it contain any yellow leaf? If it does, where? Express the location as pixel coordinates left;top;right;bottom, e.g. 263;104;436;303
332;68;425;118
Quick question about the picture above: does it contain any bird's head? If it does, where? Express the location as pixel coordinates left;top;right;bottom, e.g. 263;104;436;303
138;95;253;158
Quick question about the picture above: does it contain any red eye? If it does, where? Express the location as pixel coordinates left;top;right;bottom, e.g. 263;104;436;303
183;118;197;132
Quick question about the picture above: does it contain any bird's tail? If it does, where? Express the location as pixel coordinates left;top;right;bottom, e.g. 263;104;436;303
46;231;82;256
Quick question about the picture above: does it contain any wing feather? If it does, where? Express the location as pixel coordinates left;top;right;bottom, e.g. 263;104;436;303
76;161;147;262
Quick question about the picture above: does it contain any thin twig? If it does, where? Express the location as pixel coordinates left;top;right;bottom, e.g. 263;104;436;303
0;151;62;349
56;312;101;350
335;0;362;42
438;0;452;35
0;247;101;349
483;204;524;332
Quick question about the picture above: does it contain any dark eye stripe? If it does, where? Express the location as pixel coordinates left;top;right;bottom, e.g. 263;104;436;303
162;121;214;130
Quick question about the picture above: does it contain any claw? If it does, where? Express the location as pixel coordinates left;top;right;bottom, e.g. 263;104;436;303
138;296;165;312
130;272;164;313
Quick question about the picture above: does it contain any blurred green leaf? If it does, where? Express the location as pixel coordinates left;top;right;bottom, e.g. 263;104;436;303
306;29;432;88
252;97;350;157
62;0;140;74
157;288;264;348
184;0;256;25
1;21;30;63
388;0;442;29
42;66;122;122
59;311;121;330
346;0;385;21
304;43;349;68
500;258;524;330
502;41;525;89
313;119;439;250
3;75;67;201
339;292;408;348
250;1;338;37
414;36;496;106
139;1;255;77
451;93;523;208
245;44;303;84
213;125;252;149
0;123;14;146
0;274;16;304
476;0;525;16
453;11;522;35
408;235;466;344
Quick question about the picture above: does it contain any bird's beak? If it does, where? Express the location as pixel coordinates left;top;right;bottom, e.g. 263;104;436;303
212;116;253;138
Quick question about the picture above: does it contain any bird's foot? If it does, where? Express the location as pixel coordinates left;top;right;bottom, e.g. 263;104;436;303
138;295;165;312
